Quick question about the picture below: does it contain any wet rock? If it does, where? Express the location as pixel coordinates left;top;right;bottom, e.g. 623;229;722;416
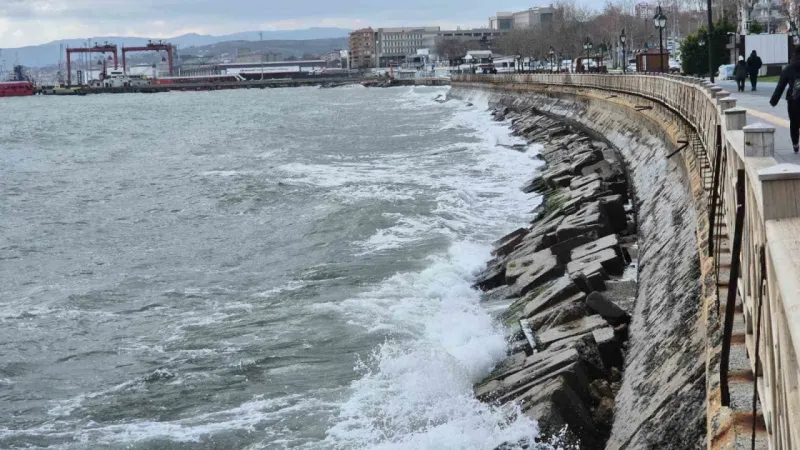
593;397;616;430
549;231;599;265
557;202;606;241
571;262;608;292
522;374;600;449
479;285;515;303
581;159;623;181
592;325;624;369
570;173;602;190
507;250;564;297
498;348;582;399
521;176;547;194
491;227;528;257
541;164;573;189
529;210;565;235
520;275;582;318
598;194;628;234
568;248;625;277
472;258;506;291
528;293;589;331
548;331;607;379
537;315;609;348
571;234;623;261
570;149;604;174
586;292;631;326
562;180;608;214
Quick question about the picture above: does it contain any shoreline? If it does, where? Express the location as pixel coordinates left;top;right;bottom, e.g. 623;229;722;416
470;102;639;448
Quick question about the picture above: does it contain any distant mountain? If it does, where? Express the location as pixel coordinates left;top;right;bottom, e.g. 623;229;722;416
1;28;351;67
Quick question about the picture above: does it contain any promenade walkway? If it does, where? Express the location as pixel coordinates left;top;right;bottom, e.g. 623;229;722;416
716;80;800;163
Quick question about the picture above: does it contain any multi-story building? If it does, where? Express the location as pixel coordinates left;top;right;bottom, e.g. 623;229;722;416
435;28;507;54
489;6;555;30
745;0;788;33
375;27;440;66
438;28;507;43
348;28;377;69
234;48;282;63
489;13;515;30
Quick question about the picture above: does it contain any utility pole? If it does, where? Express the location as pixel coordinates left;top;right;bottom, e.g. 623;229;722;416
259;31;264;81
707;0;715;82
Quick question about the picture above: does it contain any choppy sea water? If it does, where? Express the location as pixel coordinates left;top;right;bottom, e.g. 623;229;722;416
0;86;545;449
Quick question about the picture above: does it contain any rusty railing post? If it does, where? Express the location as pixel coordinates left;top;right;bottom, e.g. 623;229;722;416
708;124;723;255
720;169;746;407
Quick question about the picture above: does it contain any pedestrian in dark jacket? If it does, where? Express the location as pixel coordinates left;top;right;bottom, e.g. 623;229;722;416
770;47;800;153
734;56;748;92
747;50;763;91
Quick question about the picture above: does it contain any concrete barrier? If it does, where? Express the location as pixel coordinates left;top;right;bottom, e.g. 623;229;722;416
452;73;800;450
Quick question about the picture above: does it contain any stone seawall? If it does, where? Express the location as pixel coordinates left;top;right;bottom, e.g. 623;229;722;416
449;85;707;448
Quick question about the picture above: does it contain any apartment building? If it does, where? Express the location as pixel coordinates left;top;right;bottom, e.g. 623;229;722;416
348;28;377;69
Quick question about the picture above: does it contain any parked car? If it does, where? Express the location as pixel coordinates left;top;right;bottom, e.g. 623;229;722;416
717;64;735;80
669;59;681;73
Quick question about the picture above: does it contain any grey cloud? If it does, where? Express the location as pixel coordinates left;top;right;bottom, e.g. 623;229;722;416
2;0;518;24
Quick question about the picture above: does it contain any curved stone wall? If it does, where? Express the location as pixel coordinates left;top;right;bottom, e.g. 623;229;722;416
449;84;707;448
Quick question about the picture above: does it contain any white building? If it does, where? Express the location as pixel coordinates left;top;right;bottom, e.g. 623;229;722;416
489;7;556;30
375;26;440;66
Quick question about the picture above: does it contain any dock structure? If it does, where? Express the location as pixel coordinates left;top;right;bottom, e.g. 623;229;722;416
39;77;451;95
65;43;118;86
451;73;800;449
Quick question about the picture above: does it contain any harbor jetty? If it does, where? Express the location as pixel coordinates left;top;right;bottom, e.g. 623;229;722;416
36;77;450;95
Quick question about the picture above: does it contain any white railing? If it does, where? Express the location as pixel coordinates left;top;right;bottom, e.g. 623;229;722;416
452;73;800;449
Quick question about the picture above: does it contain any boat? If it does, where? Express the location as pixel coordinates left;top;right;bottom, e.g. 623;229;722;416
0;81;34;97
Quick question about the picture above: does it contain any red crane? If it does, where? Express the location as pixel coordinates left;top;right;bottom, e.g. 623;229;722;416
66;43;118;86
122;41;174;77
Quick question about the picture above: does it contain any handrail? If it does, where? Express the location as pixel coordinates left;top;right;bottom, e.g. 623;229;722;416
452;73;800;449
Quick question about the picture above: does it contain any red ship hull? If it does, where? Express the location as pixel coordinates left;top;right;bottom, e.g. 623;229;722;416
0;81;34;97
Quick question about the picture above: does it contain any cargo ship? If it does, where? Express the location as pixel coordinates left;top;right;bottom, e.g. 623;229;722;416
0;81;34;97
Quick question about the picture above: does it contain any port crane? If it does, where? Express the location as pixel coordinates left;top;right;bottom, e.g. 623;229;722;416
122;41;174;77
66;43;118;86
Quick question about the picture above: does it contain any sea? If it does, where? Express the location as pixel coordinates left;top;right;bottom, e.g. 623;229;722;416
0;85;547;449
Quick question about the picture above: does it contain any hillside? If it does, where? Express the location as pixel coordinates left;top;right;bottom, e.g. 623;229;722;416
2;28;350;67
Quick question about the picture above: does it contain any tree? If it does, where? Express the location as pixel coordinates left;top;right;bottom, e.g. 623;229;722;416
680;17;736;75
748;20;765;34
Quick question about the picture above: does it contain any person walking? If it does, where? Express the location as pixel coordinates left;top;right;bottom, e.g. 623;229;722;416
747;50;763;91
734;56;748;92
769;47;800;153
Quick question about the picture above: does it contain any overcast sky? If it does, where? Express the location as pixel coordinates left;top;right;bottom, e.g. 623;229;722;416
0;0;574;48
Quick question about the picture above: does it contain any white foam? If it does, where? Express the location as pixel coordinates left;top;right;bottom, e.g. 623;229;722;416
9;393;338;446
323;89;545;449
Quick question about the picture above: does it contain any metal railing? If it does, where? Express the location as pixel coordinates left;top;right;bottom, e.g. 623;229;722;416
452;73;800;449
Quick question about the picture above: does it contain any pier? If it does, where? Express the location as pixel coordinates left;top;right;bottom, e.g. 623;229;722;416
38;76;450;95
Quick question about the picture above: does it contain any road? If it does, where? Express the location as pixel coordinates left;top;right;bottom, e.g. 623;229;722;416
716;79;799;162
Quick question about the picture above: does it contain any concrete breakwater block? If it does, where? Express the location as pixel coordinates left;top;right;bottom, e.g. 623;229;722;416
471;105;640;448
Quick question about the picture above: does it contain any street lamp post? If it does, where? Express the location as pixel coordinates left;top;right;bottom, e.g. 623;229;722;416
653;6;667;73
620;29;627;73
583;38;593;72
697;37;706;77
259;31;264;81
549;46;555;72
706;0;714;82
